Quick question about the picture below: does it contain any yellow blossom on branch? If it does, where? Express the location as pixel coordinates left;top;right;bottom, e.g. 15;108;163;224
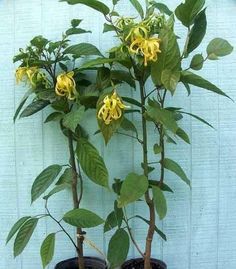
15;66;38;86
129;36;161;66
97;91;127;125
55;71;77;100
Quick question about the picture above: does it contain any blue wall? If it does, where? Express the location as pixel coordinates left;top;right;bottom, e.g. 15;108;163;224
0;0;236;268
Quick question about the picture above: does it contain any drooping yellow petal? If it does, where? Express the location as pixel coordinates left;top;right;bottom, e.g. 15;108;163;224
129;37;161;66
15;66;38;86
97;91;128;125
55;71;77;100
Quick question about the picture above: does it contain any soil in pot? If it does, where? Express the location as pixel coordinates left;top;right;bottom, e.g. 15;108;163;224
121;258;167;269
55;257;107;269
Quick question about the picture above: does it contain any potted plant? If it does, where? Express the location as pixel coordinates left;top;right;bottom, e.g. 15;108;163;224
6;20;111;269
62;0;233;268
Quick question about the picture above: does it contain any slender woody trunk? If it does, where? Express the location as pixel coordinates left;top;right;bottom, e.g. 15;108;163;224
139;81;156;269
68;131;85;269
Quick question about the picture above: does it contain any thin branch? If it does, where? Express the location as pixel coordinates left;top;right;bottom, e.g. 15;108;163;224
115;131;143;144
45;200;79;252
123;208;145;258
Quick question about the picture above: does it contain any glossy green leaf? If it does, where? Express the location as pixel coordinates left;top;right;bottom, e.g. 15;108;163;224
71;19;82;27
181;71;232;99
152;186;167;220
163;158;190;186
56;168;73;185
43;184;68;200
151;2;172;16
14;90;32;122
64;43;102;57
122;97;142;108
31;165;62;203
134;215;167;241
20;100;50;118
190;54;204;70
118;173;148;207
187;9;207;54
78;58;117;70
76;138;109;187
175;0;205;27
176;127;190;144
129;0;144;18
120;117;138;137
44;112;63;123
111;70;136;88
107;229;130;269
161;69;180;93
61;0;110;15
149;180;174;193
207;38;233;59
40;233;55;269
151;28;181;86
63;208;104;228
103;23;116;33
104;203;124;233
146;99;178;134
6;216;31;244
14;218;38;257
181;111;214;129
62;106;85;132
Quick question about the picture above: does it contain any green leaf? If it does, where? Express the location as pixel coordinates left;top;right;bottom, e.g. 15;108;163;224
181;71;231;99
151;2;172;16
76;138;109;187
71;19;82;27
175;0;205;27
187;9;207;54
176;127;190;144
146;99;178;134
62;106;85;132
44;112;63;123
118;173;148;207
120;117;138;137
64;43;102;57
43;184;68;200
31;165;62;203
129;0;144;18
6;217;31;244
122;97;142;108
141;163;155;174
152;186;167;220
20;100;50;118
14;90;32;122
207;38;233;60
56;168;73;185
180;111;214;129
78;58;117;70
40;233;55;269
163;158;190;186
190;54;204;70
103;23;116;33
153;144;162;154
61;0;110;15
107;229;130;269
111;70;136;89
161;69;180;93
63;209;104;228
104;204;124;233
66;28;91;36
151;28;181;86
134;215;167;241
149;180;174;193
14;218;38;257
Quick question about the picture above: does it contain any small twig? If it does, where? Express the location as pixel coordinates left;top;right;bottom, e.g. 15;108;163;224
115;131;143;144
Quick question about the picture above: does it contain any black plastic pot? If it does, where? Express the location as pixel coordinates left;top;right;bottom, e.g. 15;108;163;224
121;258;167;269
55;257;107;269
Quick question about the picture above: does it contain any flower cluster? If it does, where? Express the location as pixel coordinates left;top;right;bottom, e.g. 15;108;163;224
55;71;77;100
15;66;39;86
98;91;127;125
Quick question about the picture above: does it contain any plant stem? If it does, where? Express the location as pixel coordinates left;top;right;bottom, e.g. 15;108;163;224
68;130;85;269
139;80;156;269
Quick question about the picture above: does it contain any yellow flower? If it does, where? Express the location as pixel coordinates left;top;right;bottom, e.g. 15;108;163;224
129;37;161;66
98;91;127;125
15;66;38;86
55;71;77;100
125;24;149;42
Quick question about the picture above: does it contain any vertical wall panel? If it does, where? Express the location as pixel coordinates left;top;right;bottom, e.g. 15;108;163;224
0;1;236;269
